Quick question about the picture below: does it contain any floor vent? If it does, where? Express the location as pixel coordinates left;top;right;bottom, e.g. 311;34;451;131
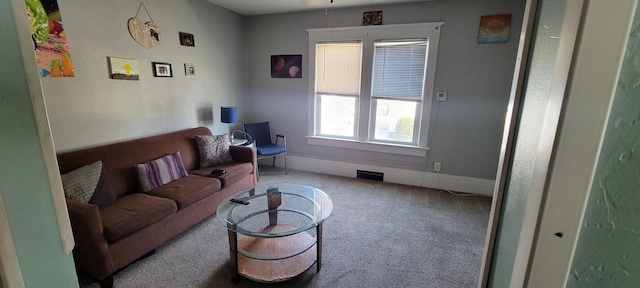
357;170;384;181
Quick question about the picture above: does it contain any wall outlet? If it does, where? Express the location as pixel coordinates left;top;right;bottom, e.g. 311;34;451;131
434;162;442;172
436;91;447;102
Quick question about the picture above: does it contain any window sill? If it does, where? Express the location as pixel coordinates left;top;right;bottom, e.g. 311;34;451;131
305;136;429;157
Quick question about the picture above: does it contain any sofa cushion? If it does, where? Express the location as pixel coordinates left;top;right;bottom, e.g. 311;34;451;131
136;151;188;192
190;162;253;188
196;134;233;168
101;193;177;242
143;175;221;210
61;161;116;208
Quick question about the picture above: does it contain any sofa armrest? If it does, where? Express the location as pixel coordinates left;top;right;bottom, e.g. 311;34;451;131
229;146;257;185
66;199;114;280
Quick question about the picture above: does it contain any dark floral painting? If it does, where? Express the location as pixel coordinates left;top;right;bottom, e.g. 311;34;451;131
363;11;383;26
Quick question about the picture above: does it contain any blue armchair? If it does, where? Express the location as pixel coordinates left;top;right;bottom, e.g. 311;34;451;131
243;122;287;179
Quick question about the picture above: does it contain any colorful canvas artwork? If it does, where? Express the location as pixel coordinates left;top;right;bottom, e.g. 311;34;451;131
478;14;512;43
107;57;140;81
26;0;75;77
271;55;302;78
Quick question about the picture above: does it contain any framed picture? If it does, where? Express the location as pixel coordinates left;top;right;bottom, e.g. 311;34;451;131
152;62;172;77
107;57;139;80
478;14;512;43
271;55;302;78
184;63;196;77
363;11;383;26
179;32;195;47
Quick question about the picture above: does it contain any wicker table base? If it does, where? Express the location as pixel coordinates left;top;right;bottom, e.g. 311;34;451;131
228;224;322;283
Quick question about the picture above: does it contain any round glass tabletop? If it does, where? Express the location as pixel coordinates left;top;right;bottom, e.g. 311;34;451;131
217;183;333;238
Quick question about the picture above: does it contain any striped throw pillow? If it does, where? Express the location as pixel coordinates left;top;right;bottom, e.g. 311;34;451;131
136;151;188;192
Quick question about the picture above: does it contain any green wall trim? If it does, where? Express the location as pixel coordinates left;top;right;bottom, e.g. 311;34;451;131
568;3;640;287
0;1;78;287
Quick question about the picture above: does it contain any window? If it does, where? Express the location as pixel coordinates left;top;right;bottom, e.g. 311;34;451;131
371;40;428;144
307;23;442;156
315;42;362;138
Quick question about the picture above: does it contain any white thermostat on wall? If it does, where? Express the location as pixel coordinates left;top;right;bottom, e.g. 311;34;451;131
436;91;447;102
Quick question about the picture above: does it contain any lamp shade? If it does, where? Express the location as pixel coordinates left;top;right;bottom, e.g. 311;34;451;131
221;106;237;124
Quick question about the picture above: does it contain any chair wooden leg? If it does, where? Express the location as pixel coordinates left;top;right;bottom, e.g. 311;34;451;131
99;276;113;288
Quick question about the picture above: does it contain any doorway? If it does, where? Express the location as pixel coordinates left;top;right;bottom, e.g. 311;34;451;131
480;0;637;287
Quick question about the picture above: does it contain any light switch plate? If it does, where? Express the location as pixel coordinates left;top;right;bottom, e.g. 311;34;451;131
436;91;447;102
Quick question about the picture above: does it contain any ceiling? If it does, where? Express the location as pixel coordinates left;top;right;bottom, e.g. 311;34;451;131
206;0;433;16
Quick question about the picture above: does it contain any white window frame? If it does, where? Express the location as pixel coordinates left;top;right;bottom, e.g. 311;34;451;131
306;23;443;157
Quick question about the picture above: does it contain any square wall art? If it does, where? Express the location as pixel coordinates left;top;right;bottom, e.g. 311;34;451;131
271;55;302;78
478;14;512;43
179;32;195;47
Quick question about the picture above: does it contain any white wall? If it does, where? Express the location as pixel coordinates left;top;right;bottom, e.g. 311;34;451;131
43;0;247;152
245;0;525;180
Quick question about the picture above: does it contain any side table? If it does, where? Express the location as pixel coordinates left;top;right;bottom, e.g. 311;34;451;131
217;183;333;283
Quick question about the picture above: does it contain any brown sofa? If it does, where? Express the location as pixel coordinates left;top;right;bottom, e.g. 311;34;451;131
57;127;256;287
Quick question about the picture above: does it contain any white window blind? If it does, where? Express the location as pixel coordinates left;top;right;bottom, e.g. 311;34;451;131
316;42;362;96
371;40;428;101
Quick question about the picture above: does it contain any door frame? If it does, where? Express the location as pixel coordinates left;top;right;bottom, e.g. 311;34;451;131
0;191;25;288
477;0;541;285
480;0;637;287
522;0;638;286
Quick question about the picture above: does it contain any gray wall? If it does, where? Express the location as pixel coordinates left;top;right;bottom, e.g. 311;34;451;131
245;0;525;180
45;0;247;152
569;3;640;287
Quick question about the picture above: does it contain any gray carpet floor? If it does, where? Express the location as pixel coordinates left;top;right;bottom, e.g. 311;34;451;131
78;166;491;288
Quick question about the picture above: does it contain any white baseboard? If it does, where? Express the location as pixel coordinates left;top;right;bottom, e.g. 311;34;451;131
264;155;495;197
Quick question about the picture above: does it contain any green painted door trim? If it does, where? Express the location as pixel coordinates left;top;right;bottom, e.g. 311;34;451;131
567;1;640;287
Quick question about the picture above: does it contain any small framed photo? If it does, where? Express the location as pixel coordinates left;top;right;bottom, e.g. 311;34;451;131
152;62;172;77
179;32;195;47
184;63;196;77
363;11;383;26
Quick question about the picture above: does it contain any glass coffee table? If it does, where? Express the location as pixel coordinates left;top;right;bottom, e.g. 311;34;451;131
217;183;333;283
